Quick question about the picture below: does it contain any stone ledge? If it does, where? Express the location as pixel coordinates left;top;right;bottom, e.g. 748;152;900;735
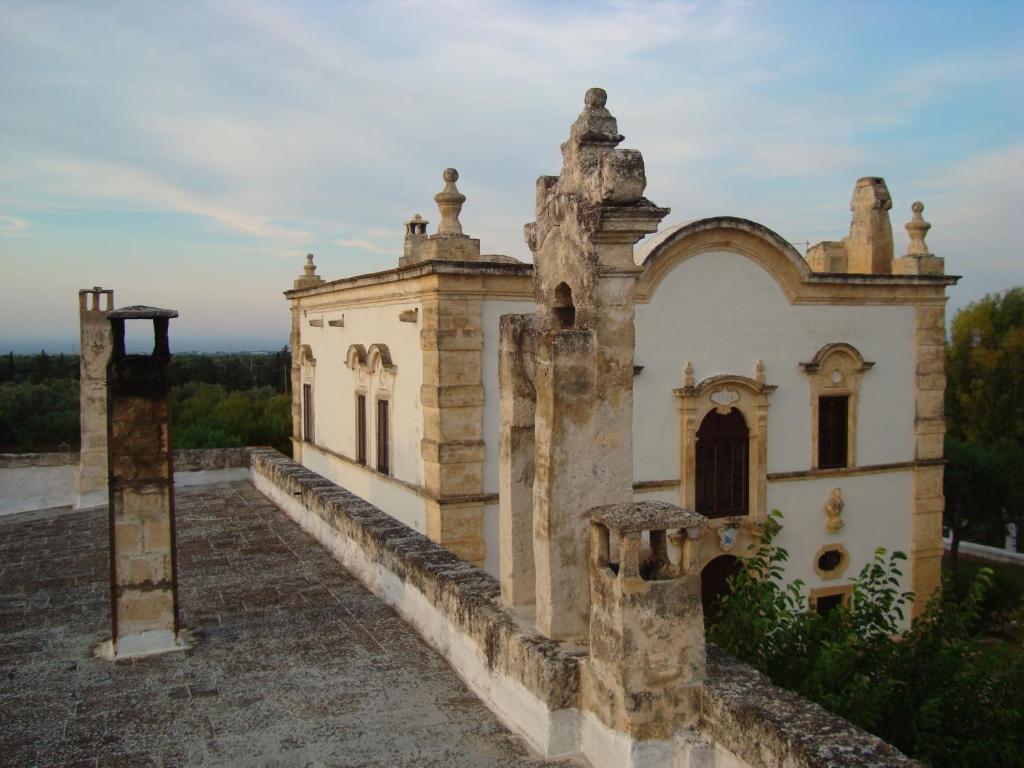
700;645;921;768
0;447;252;471
248;447;582;712
0;452;78;468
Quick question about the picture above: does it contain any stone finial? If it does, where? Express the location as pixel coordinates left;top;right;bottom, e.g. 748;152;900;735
434;168;466;236
684;361;695;388
755;359;765;386
905;201;931;255
293;253;324;290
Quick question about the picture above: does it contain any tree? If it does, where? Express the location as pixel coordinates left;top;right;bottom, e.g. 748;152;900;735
947;287;1024;445
943;437;1012;566
946;287;1024;552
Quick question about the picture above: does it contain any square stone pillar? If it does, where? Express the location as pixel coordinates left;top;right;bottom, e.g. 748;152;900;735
582;501;708;740
101;305;184;659
498;314;538;608
532;328;596;638
75;287;114;509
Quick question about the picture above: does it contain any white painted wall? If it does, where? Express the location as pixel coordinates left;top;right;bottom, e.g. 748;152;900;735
299;300;425;528
482;299;536;496
634;250;917;483
633;249;918;598
768;471;914;592
303;443;428;534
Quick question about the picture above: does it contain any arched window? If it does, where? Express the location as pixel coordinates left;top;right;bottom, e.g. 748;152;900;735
552;282;575;329
695;409;749;518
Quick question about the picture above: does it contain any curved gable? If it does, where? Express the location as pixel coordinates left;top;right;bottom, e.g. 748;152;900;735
634;217;810;303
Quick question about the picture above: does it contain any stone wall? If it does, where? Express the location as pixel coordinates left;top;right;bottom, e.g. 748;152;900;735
248;447;920;767
0;452;78;515
0;449;253;515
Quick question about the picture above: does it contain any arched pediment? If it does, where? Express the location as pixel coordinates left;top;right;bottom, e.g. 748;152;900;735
345;344;367;369
799;342;875;373
300;344;316;365
634;217;810;303
367;343;395;372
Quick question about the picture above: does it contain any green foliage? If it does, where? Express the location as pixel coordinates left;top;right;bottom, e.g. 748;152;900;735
944;436;1016;550
0;350;292;453
947;287;1024;446
709;513;1024;768
173;383;291;455
0;379;79;451
944;288;1024;552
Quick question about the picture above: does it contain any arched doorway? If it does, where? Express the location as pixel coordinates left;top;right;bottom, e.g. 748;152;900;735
695;409;749;518
701;554;740;625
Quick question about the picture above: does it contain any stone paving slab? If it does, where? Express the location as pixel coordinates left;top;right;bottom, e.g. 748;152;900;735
0;481;584;767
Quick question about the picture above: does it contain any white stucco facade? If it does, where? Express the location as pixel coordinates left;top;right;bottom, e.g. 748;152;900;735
296;299;428;534
289;212;951;609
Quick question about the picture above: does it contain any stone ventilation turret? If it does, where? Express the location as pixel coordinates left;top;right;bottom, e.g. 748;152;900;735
293;253;324;290
894;201;944;275
399;169;481;266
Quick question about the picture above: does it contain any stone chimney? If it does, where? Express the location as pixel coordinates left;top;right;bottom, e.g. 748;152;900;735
100;305;185;659
845;176;894;274
75;287;114;510
807;177;897;274
583;501;708;740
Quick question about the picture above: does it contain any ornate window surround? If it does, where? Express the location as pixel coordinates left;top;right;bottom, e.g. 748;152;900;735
671;360;774;536
800;343;874;471
345;343;397;473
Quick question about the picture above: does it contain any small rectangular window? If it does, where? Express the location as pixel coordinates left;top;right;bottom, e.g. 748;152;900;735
818;395;848;469
356;394;367;465
302;384;315;444
376;399;390;475
815;592;844;617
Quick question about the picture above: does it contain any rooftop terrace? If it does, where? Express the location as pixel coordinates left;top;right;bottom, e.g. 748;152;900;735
0;480;582;767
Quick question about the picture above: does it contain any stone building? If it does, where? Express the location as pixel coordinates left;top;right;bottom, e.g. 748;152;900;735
285;89;956;620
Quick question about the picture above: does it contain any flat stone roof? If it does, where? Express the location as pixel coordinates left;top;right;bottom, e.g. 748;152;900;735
0;481;583;767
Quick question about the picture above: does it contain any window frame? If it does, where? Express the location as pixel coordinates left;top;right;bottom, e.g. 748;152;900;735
801;343;874;472
375;397;391;476
355;391;367;466
302;383;315;444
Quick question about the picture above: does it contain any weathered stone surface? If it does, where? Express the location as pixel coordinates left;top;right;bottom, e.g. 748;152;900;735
700;646;922;768
250;448;583;712
589;500;706;534
0;481;583;767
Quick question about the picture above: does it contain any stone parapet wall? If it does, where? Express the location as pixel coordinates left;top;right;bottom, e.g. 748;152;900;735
248;447;918;767
0;452;79;468
700;646;921;767
248;448;582;721
173;447;251;472
0;448;255;516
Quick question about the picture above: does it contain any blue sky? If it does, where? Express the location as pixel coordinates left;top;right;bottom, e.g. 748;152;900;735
1;0;1021;344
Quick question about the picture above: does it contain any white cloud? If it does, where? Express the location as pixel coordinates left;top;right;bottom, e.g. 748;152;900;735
0;214;28;237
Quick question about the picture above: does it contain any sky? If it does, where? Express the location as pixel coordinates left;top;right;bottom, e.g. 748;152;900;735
1;0;1021;349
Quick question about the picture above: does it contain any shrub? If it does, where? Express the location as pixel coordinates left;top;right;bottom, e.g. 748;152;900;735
708;512;1024;768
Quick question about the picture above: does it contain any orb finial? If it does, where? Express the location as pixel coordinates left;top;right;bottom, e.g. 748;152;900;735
584;87;607;110
435;168;466;236
905;201;931;255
